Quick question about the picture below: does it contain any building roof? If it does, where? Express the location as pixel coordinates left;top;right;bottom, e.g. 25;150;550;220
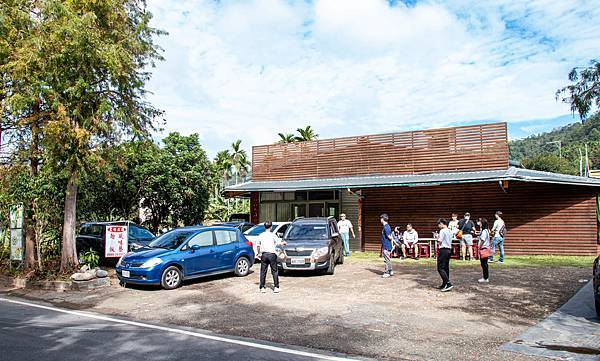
224;167;600;196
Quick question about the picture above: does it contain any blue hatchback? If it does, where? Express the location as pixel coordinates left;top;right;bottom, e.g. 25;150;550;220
116;226;255;289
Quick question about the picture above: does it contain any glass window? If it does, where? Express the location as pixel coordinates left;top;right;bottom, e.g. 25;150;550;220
90;225;103;236
188;231;214;248
295;191;308;201
129;226;154;239
286;224;328;241
149;230;195;249
215;230;237;245
245;224;266;236
276;224;289;237
308;191;334;200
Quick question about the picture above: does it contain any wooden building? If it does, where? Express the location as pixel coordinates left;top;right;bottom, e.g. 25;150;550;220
226;122;600;256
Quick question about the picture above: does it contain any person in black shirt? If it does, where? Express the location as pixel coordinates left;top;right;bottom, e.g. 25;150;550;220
458;212;476;261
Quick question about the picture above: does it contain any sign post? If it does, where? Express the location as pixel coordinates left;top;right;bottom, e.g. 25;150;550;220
105;224;129;258
9;204;24;261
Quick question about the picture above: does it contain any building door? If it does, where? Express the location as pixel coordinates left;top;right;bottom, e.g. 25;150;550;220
292;204;307;219
309;203;324;217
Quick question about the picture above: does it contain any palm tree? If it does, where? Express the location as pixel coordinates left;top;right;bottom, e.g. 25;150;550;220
278;133;296;144
295;126;318;142
230;140;250;182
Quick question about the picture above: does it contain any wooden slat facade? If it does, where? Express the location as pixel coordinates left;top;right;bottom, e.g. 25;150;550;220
252;123;509;181
361;182;598;256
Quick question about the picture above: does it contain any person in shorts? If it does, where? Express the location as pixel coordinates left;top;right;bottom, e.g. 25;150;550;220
401;224;419;259
458;212;476;261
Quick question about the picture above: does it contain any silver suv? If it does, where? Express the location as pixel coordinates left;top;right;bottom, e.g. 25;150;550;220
279;217;344;274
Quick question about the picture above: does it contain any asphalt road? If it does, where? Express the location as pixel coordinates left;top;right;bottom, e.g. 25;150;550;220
0;297;357;361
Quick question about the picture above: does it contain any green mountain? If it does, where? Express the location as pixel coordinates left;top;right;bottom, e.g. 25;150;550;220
509;113;600;175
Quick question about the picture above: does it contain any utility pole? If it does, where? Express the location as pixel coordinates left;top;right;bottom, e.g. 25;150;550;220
546;141;562;158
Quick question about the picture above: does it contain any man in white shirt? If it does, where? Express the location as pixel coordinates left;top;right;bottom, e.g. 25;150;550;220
256;221;286;293
337;213;355;257
437;218;453;292
489;211;506;263
401;224;420;259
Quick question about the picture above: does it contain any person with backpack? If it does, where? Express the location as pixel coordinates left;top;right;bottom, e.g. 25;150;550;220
490;211;506;263
477;218;491;283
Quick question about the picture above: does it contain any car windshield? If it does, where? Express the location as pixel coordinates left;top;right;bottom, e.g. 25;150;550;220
286;224;328;241
245;225;266;236
148;230;195;249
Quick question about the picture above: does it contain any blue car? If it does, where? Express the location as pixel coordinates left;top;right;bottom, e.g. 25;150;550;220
116;226;255;289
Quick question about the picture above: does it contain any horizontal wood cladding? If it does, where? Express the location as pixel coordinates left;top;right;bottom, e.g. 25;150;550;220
362;182;598;256
252;123;509;181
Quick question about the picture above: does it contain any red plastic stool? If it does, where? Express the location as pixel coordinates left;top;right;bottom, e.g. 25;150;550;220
418;244;430;258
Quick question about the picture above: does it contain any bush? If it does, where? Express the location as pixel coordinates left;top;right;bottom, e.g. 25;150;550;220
80;249;100;269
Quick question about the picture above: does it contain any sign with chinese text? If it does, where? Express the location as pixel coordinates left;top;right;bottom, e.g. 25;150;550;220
105;224;129;258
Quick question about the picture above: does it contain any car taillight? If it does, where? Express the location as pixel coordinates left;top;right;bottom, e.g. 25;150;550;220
245;241;253;248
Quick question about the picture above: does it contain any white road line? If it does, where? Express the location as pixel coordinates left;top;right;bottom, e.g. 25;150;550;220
0;297;357;361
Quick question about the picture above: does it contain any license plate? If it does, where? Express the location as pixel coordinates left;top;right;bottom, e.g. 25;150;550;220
122;270;130;278
291;258;305;265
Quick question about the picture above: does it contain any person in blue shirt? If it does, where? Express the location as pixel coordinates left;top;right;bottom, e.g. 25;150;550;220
380;213;394;278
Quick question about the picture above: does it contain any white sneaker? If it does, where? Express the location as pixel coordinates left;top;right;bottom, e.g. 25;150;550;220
260;288;266;293
382;273;391;278
273;287;280;293
478;278;489;283
389;271;394;276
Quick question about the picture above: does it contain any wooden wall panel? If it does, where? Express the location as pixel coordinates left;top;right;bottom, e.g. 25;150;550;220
361;182;598;256
252;123;509;181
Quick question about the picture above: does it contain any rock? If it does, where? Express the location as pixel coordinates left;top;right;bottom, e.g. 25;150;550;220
80;265;90;272
95;269;108;278
71;272;95;281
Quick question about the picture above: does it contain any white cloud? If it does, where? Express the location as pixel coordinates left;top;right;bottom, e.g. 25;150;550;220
145;0;600;157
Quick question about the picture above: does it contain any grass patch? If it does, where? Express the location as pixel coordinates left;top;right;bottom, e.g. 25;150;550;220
347;252;596;268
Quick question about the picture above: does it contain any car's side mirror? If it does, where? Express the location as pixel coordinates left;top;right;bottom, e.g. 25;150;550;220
190;244;201;252
331;232;340;238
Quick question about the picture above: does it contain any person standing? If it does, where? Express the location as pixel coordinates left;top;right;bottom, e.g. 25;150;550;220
477;218;491;283
256;221;286;293
401;224;419;259
380;214;394;278
448;213;460;238
437;218;453;292
490;211;506;263
337;213;356;257
458;213;476;261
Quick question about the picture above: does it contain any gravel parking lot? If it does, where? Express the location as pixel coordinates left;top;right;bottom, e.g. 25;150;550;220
3;258;590;361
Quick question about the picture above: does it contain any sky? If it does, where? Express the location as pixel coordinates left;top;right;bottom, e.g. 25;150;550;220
145;0;600;157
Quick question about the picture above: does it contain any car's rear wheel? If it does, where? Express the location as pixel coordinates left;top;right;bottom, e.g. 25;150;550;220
325;252;336;275
234;257;250;277
161;266;182;290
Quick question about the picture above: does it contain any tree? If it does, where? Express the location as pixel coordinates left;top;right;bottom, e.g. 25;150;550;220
295;126;318;142
556;59;600;122
521;154;577;175
141;133;211;232
230;140;250;182
277;133;296;144
5;0;165;271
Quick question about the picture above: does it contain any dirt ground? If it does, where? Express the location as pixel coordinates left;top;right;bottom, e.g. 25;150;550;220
2;258;591;361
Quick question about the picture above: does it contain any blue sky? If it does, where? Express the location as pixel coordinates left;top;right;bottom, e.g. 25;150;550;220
146;0;600;157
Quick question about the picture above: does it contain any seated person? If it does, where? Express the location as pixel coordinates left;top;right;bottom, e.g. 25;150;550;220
401;224;419;259
392;226;402;257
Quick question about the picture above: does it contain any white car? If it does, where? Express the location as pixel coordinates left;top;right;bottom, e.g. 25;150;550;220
244;222;291;258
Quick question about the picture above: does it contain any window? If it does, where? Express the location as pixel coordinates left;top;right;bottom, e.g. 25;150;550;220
329;221;338;236
215;230;237;245
187;231;214;248
245;224;266;236
129;226;155;239
276;224;289;237
90;225;103;236
149;230;195;249
286;224;328;241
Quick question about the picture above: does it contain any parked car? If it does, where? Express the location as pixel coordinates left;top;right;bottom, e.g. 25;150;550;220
228;213;250;223
76;222;155;262
279;217;343;274
214;221;255;233
116;225;255;289
594;256;599;317
244;222;291;258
